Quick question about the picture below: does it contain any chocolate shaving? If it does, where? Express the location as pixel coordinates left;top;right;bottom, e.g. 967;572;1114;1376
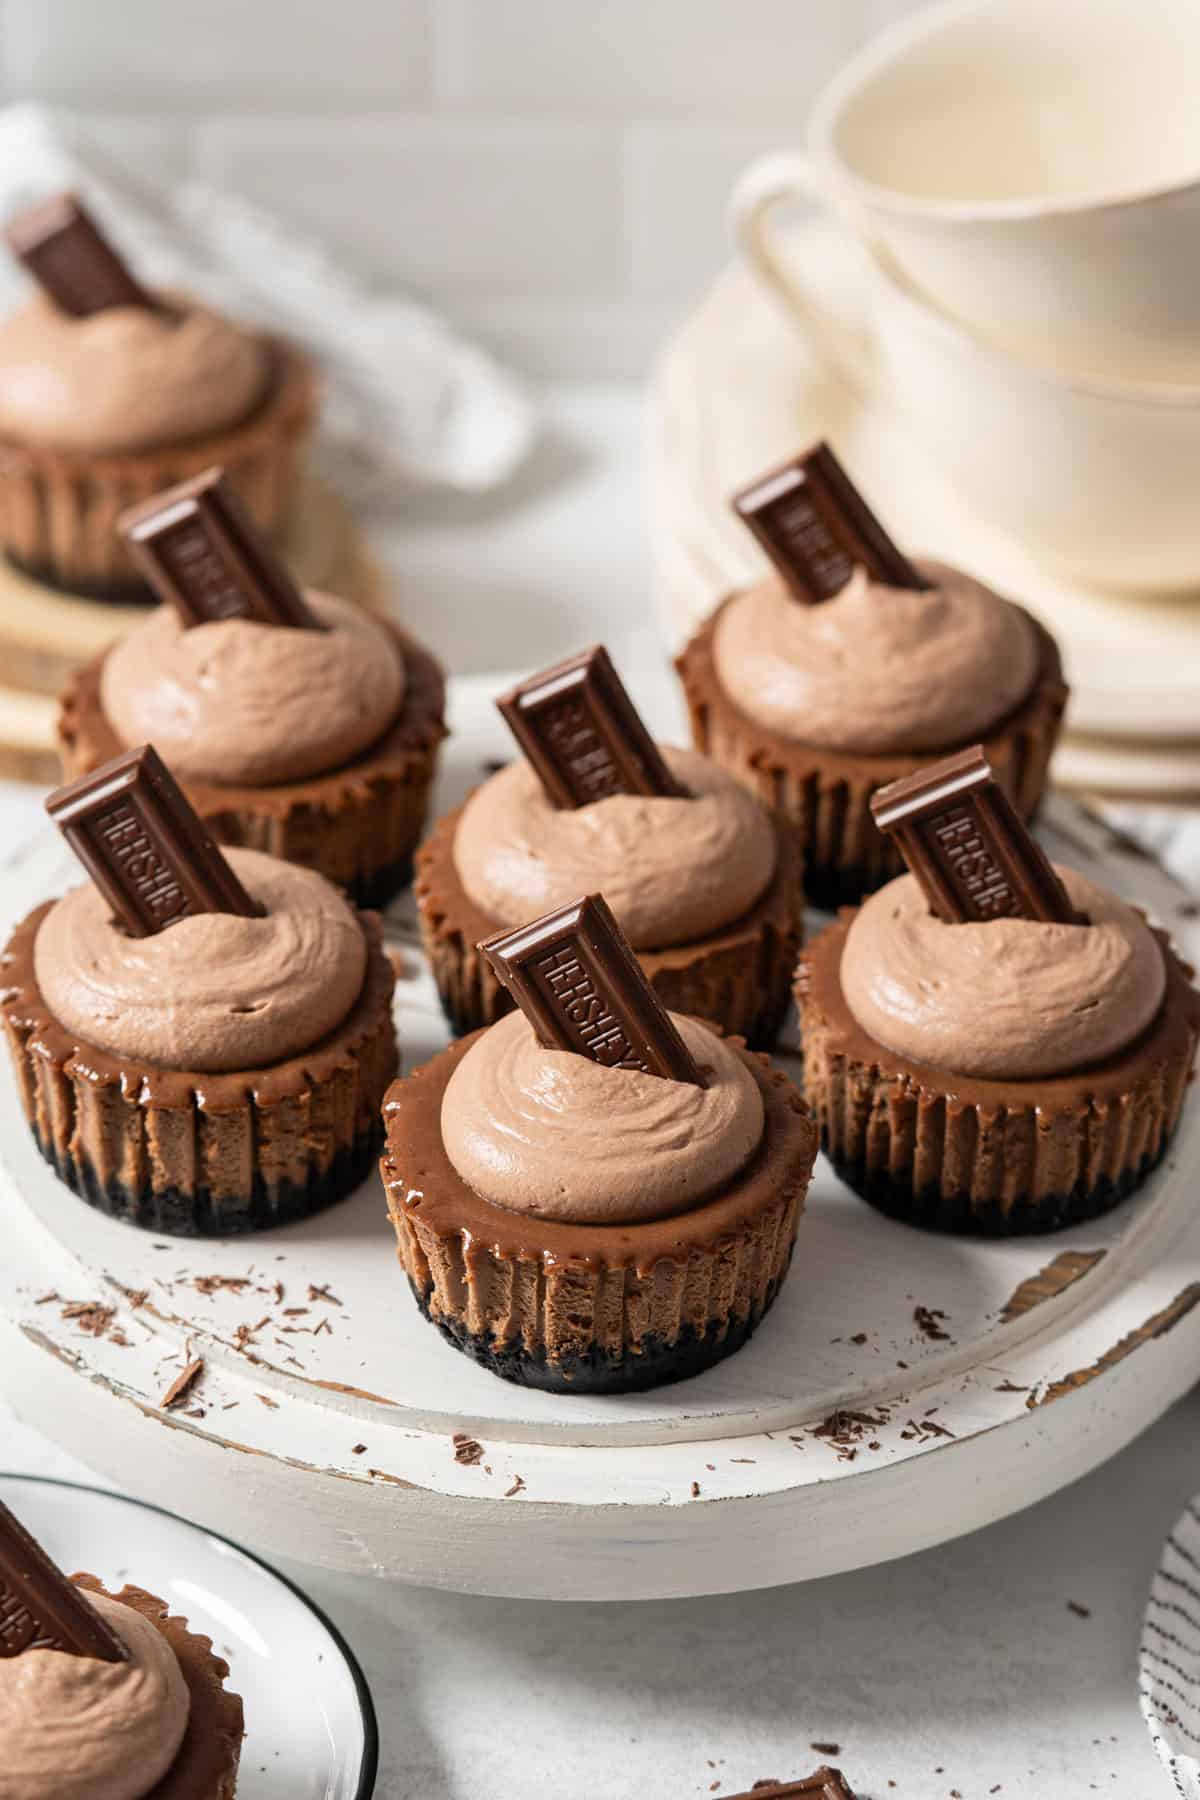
497;645;686;808
726;1772;857;1799
871;745;1079;924
480;893;704;1085
119;467;319;630
5;191;153;317
0;1500;128;1662
46;744;259;937
160;1357;204;1410
732;441;927;603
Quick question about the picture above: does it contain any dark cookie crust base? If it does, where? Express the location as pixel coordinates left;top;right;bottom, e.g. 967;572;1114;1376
350;850;415;912
35;1121;384;1238
413;1271;788;1393
829;1146;1164;1238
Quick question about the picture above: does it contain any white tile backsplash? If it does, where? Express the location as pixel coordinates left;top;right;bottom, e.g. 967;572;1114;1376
442;0;847;116
2;0;436;108
0;0;929;374
197;117;625;298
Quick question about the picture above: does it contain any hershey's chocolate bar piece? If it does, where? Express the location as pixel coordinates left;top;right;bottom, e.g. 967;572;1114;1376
732;442;928;603
871;745;1078;925
0;1500;127;1662
119;469;319;630
497;646;687;809
480;893;704;1085
46;744;259;937
724;1772;857;1800
4;191;154;317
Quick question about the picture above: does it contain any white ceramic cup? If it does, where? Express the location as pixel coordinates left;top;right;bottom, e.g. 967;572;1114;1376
846;243;1200;592
732;0;1200;384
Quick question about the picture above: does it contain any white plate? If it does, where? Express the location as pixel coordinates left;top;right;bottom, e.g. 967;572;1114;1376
0;1473;378;1799
1141;1493;1200;1796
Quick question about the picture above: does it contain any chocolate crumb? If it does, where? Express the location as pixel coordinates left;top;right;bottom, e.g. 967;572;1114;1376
691;1480;701;1497
34;1290;60;1304
308;1283;341;1306
60;1300;117;1338
351;1443;367;1455
160;1357;204;1409
1067;1599;1091;1618
994;1379;1029;1393
849;1332;868;1345
256;1393;279;1410
193;1274;251;1296
810;1742;841;1755
504;1475;525;1498
453;1433;484;1466
913;1305;951;1341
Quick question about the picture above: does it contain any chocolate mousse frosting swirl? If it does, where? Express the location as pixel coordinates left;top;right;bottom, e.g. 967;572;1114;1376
440;1009;765;1223
712;559;1038;754
34;848;367;1072
840;864;1166;1079
0;1589;190;1800
0;292;269;454
100;593;406;787
453;746;777;949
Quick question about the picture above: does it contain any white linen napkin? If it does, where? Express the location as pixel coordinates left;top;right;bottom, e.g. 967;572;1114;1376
0;103;537;501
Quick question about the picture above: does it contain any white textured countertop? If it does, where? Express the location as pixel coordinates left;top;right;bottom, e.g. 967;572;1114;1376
1;382;1196;1798
2;1391;1191;1797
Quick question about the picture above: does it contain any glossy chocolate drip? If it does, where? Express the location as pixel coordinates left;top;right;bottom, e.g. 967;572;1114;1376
4;192;154;317
0;1501;126;1662
45;745;259;937
480;893;704;1085
119;467;319;630
732;441;927;603
497;645;686;807
870;745;1077;924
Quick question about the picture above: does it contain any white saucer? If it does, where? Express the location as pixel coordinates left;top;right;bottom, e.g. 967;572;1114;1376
0;1473;378;1799
648;224;1200;757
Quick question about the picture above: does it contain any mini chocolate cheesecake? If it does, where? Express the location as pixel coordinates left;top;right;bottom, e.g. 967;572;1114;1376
2;746;397;1235
797;748;1200;1234
0;192;313;600
384;894;816;1392
56;470;446;907
0;1500;244;1799
417;646;802;1047
675;443;1067;909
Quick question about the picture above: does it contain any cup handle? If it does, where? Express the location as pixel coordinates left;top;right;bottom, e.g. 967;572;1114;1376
730;149;877;393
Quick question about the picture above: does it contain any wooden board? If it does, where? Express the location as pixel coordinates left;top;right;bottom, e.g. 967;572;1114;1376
0;478;389;784
1;674;1198;1599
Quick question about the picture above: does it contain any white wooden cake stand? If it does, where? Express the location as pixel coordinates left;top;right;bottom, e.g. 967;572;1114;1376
1;674;1198;1601
649;232;1200;801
